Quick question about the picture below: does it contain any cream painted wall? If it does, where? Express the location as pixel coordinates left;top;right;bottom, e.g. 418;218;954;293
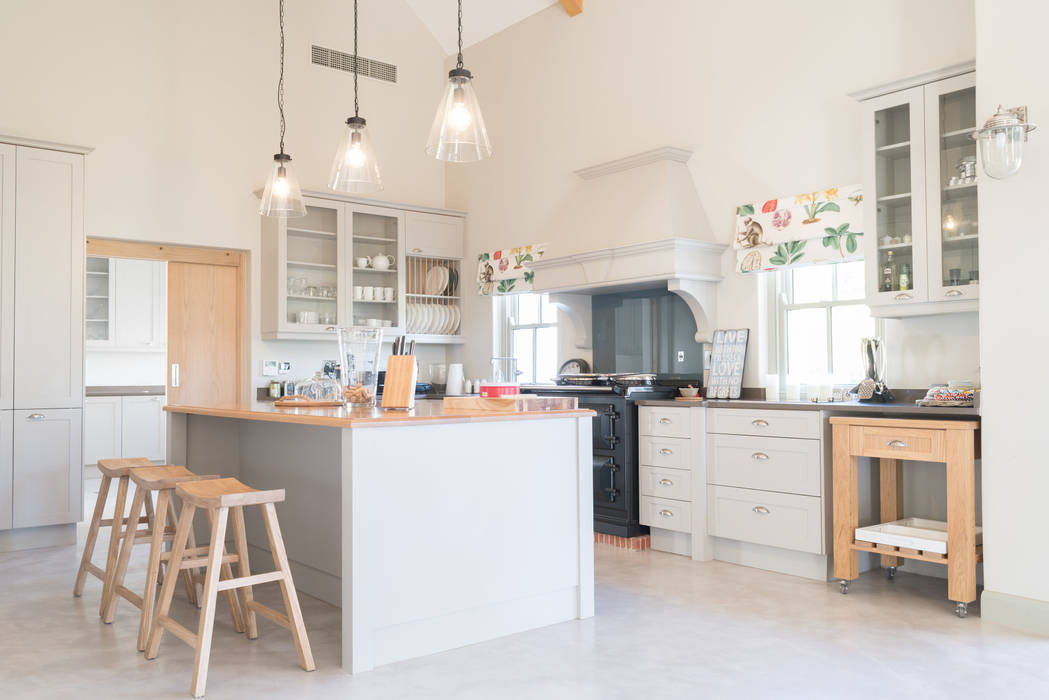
0;0;450;391
445;0;979;387
975;0;1049;620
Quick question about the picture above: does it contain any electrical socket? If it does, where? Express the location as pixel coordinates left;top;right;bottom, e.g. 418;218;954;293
278;361;292;374
677;350;685;363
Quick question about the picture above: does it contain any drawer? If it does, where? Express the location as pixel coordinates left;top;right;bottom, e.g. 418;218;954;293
639;407;691;438
640;496;691;534
707;434;821;497
639;435;691;469
849;425;945;462
707;408;820;439
707;486;823;554
640;465;692;501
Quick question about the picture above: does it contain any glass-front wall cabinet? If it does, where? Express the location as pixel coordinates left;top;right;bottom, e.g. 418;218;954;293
349;205;404;332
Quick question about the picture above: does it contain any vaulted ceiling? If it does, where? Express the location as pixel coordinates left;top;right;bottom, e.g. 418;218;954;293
405;0;560;55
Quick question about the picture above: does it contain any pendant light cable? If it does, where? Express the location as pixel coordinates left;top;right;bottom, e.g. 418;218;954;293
456;0;464;69
278;0;287;155
353;0;359;118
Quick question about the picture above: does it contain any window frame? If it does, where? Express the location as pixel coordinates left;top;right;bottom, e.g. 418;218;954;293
494;293;558;384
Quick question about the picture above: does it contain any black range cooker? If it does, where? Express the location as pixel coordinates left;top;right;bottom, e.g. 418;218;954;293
521;374;677;538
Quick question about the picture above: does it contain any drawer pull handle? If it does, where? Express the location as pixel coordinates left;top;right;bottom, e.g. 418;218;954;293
658;448;673;455
895;292;913;301
752;506;770;515
411;247;423;253
945;289;963;297
658;509;674;518
751;419;769;428
886;439;909;448
658;478;674;487
26;413;45;421
751;452;769;461
658;418;672;425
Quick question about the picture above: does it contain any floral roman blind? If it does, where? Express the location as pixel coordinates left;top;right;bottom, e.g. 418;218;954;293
734;185;864;274
476;244;546;295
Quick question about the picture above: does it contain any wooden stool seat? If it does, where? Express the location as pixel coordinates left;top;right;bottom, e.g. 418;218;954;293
176;478;286;509
131;465;206;490
96;456;154;478
148;478;313;697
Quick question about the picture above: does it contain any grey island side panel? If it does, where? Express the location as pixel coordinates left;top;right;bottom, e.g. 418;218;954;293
86;385;167;397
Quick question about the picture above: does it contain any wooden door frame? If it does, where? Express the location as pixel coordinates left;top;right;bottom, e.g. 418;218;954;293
85;238;248;402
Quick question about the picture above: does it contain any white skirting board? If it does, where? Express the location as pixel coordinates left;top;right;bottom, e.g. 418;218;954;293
982;590;1049;637
0;523;75;553
650;527;691;556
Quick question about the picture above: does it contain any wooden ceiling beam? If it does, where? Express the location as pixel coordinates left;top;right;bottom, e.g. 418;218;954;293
559;0;583;17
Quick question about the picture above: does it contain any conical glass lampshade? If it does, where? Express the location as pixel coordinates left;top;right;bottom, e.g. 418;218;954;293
329;117;383;193
426;68;492;162
259;153;307;217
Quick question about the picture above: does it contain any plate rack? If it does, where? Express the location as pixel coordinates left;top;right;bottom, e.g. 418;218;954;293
406;255;461;337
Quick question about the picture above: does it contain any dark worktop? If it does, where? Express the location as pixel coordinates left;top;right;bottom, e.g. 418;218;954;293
637;390;980;417
86;385;166;397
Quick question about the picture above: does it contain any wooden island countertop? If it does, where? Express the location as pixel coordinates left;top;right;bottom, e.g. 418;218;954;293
164;400;594;428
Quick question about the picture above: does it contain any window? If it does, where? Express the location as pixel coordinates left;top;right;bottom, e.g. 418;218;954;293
769;261;877;386
494;293;558;384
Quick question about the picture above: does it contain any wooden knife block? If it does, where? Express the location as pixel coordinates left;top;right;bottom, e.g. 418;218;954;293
381;355;418;409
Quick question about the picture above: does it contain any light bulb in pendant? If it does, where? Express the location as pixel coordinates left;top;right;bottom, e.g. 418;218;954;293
448;87;472;130
328;116;382;193
346;131;367;168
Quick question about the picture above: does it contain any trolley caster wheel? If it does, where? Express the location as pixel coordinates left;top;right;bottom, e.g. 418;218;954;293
955;602;968;618
839;580;849;595
887;566;897;581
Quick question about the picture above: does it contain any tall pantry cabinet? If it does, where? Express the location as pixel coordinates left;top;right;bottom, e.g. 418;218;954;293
0;141;85;539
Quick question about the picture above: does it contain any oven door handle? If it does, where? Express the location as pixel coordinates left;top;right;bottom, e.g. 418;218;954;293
603;458;619;502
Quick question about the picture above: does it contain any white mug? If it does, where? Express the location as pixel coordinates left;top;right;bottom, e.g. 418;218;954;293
367;318;380;327
362;286;375;301
356;256;371;268
353;285;363;300
446;363;465;395
371;254;395;271
383;287;394;301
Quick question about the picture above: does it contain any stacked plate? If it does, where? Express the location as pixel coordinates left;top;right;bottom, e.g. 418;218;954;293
424;266;450;295
407;303;460;335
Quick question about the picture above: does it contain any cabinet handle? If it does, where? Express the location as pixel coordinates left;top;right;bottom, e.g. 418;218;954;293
411;247;422;253
151;396;163;402
751;452;769;461
751;419;769;428
171;363;180;388
658;509;674;518
26;413;45;421
894;293;913;301
752;506;770;515
658;448;673;455
886;439;909;448
658;418;672;424
945;289;963;297
658;478;674;487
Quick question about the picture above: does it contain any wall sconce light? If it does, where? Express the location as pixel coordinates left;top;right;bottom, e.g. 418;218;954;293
972;105;1037;179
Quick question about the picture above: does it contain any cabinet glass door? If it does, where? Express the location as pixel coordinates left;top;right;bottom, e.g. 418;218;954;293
863;86;928;305
349;205;404;333
85;256;113;344
284;199;343;331
926;73;979;300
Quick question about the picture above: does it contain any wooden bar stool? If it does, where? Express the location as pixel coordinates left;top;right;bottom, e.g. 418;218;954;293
73;457;157;614
145;477;315;698
102;466;246;651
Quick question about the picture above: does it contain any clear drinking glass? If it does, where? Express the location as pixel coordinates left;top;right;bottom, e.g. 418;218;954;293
332;327;383;406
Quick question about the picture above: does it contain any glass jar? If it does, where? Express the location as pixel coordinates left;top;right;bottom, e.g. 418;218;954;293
333;327;383;406
295;372;343;402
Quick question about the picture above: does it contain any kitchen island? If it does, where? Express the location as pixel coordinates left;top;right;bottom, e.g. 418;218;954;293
164;400;595;674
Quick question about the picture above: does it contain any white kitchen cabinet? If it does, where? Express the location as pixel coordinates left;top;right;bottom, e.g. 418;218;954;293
13;146;84;408
85;257;115;347
84;396;122;466
0;145;14;410
405;211;464;259
859;70;979;317
120;394;166;461
113;258;167;349
0;411;12;530
13;408;83;528
349;203;405;333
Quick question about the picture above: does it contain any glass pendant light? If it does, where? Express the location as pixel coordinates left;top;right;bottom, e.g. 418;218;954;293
425;0;492;162
328;0;382;192
973;105;1037;180
260;0;307;218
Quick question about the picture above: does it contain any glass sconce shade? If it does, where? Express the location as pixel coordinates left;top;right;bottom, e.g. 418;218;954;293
329;117;383;193
973;105;1037;180
259;153;306;218
426;68;492;163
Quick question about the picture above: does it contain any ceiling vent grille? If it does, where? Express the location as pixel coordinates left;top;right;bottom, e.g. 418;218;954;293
311;44;397;84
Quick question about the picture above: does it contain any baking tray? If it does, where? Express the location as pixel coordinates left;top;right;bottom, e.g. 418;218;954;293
855;517;982;555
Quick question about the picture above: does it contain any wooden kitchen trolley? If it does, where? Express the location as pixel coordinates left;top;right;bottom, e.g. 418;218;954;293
830;416;981;617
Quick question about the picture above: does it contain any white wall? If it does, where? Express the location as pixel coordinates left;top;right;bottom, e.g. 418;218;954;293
0;0;450;392
975;0;1049;629
445;0;979;386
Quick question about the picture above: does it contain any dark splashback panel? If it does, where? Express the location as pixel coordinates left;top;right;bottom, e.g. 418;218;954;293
592;288;702;379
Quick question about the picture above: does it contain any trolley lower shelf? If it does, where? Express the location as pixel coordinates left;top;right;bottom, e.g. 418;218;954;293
849;539;983;565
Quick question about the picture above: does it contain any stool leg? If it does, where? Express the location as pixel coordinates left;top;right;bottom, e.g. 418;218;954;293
100;474;131;617
169;494;198;606
143;489;156;532
184;498;203;607
191;506;230;699
138;488;169;651
205;507;245;634
261;502;315;671
103;485;147;623
73;474;111;596
145;501;196;660
230;506;257;639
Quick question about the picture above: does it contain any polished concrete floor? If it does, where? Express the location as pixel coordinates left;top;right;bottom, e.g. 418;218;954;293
1;484;1046;698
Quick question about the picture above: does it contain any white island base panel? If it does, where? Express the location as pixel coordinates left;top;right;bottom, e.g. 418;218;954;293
167;411;595;674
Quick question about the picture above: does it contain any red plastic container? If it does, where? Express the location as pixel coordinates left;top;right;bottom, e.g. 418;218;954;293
479;383;520;398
